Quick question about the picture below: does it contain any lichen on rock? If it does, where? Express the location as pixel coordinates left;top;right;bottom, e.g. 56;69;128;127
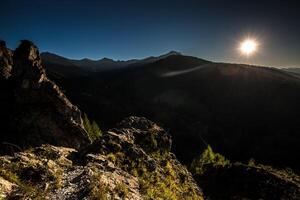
0;117;204;199
80;116;203;200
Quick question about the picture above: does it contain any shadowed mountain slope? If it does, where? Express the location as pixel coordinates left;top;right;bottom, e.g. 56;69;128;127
45;54;300;170
283;67;300;79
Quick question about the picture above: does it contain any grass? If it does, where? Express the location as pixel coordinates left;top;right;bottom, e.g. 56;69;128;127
0;152;65;199
115;182;129;198
88;169;108;200
0;167;46;199
105;149;202;200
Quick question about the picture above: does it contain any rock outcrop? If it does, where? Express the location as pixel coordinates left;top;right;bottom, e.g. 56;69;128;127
0;41;13;80
194;163;300;200
0;117;204;199
0;41;203;199
0;40;90;151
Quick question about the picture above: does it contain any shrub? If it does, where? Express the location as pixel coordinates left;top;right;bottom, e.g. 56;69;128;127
190;145;230;175
248;158;256;166
88;171;108;200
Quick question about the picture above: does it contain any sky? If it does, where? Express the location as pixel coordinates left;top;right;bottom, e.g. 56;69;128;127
1;0;300;68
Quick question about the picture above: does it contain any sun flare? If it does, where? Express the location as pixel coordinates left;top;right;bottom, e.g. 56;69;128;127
240;39;258;56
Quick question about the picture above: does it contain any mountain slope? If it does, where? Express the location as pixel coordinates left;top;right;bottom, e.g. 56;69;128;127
48;54;300;170
282;67;300;79
194;162;300;200
41;52;90;78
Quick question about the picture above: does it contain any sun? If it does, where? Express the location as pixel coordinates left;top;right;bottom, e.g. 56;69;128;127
240;39;258;56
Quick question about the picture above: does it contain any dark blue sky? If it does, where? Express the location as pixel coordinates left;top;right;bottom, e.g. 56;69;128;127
1;0;300;67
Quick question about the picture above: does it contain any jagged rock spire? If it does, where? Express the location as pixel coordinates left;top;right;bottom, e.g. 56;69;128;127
0;40;13;79
0;40;91;151
12;40;45;87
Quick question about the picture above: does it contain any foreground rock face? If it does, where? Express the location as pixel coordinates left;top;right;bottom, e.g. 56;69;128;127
0;117;203;199
0;40;90;150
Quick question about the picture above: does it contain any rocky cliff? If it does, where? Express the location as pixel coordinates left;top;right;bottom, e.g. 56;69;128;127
0;116;203;199
0;41;204;199
0;40;90;151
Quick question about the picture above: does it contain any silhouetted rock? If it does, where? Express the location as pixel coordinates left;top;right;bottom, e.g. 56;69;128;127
193;163;300;200
0;40;91;151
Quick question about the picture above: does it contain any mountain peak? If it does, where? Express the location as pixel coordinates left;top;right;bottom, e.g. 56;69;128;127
81;58;94;61
165;50;181;56
99;57;114;62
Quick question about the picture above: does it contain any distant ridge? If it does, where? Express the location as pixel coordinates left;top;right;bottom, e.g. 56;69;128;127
41;51;181;72
282;67;300;78
44;52;300;170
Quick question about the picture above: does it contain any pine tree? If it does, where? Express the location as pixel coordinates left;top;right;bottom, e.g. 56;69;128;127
83;113;92;134
91;120;101;140
190;145;230;175
83;113;102;141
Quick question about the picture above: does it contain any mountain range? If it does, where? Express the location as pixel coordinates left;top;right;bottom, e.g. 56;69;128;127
41;50;181;75
1;41;299;199
41;51;300;171
0;41;204;199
